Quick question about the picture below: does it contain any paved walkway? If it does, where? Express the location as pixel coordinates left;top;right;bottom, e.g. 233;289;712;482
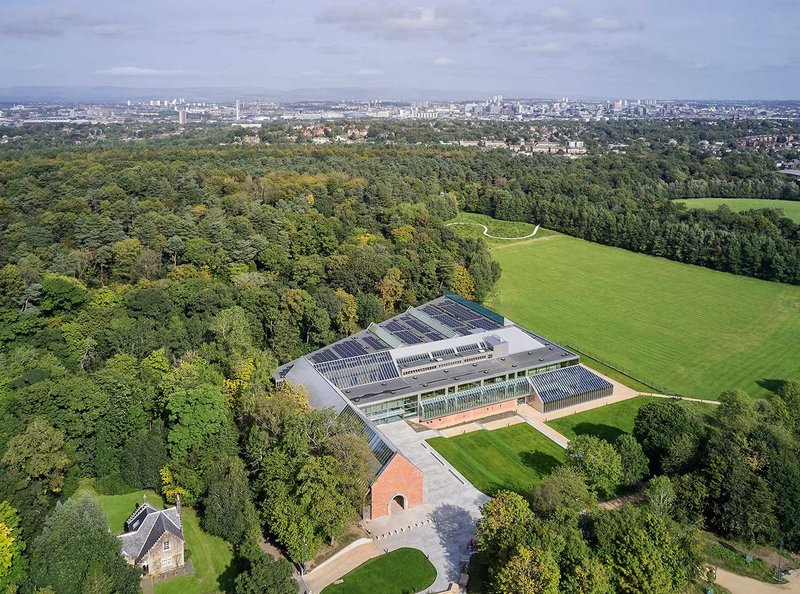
364;421;489;592
516;405;570;448
303;539;380;593
445;221;540;240
714;567;800;593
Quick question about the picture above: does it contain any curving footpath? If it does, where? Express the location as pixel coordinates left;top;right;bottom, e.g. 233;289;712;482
445;221;540;240
713;567;800;593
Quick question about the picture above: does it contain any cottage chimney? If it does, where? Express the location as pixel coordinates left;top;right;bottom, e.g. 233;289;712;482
175;494;181;515
143;494;148;505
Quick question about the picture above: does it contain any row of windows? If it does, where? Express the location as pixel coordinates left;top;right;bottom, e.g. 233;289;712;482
360;360;580;422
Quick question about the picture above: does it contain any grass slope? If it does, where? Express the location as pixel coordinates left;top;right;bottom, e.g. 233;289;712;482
427;423;566;495
547;396;717;443
675;198;800;223
446;212;553;244
79;488;234;594
321;548;436;594
488;233;800;400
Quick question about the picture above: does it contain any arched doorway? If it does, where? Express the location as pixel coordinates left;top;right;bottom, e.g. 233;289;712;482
389;494;407;515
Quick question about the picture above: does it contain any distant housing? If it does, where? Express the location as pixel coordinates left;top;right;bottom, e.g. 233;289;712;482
276;294;612;519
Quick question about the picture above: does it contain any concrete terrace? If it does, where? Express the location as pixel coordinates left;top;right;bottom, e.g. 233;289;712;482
362;421;489;592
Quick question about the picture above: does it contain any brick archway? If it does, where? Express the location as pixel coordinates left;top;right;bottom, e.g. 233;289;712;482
388;493;407;515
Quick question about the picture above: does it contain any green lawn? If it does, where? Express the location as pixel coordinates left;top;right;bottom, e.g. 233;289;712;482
446;212;554;245
77;487;234;594
675;198;800;223
321;548;436;594
547;396;718;443
427;423;566;495
488;232;800;400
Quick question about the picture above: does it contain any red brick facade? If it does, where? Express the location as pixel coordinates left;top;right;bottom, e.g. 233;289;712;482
419;398;518;429
369;453;424;520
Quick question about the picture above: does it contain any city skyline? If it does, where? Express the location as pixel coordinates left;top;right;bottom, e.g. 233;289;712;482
0;0;798;100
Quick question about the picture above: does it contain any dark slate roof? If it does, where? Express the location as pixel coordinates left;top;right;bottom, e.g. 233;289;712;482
118;504;183;564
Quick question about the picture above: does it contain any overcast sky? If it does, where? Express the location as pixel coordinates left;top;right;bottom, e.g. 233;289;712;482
1;0;798;99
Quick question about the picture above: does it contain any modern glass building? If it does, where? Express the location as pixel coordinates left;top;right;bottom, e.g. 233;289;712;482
277;294;613;426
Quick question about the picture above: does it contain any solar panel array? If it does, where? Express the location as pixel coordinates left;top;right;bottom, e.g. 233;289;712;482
395;352;433;369
332;340;367;359
305;296;505;368
314;351;399;389
363;335;389;350
419;298;501;335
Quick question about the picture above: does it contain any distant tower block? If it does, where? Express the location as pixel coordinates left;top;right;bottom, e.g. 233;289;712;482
178;110;186;125
235;99;240;120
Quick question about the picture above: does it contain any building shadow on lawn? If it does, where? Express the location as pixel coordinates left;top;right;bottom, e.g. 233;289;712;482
519;451;562;478
431;503;475;582
570;422;624;443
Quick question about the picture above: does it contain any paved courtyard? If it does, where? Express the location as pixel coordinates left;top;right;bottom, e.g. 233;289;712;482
363;421;489;592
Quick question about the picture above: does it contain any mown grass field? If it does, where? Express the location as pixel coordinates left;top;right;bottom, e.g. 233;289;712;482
446;212;554;245
547;396;718;443
427;423;566;495
321;548;437;594
487;232;800;400
78;487;234;594
675;197;800;223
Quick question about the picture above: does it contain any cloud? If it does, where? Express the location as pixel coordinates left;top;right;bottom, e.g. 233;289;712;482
354;68;384;76
520;41;566;55
0;6;127;37
511;8;642;35
94;66;196;77
584;17;643;33
434;56;453;66
318;3;486;39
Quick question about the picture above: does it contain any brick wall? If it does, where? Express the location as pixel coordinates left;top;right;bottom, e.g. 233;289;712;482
369;454;424;520
419;398;518;429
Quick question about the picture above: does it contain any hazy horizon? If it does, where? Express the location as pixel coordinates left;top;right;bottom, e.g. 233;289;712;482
1;0;798;100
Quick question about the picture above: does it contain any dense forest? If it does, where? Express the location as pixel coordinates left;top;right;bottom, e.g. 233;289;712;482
0;143;499;592
0;125;799;592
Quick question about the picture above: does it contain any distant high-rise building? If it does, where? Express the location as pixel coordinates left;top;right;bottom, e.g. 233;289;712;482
178;110;186;125
127;100;131;107
235;100;240;120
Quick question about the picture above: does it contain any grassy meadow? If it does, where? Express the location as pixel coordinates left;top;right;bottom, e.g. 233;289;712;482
674;197;800;223
485;232;800;400
446;212;553;244
427;423;566;495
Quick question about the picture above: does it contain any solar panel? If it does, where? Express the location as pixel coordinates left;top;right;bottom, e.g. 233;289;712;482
314;351;399;389
395;330;423;345
363;336;389;350
311;349;337;363
406;318;434;334
384;321;404;332
396;352;432;368
456;342;485;355
431;347;457;359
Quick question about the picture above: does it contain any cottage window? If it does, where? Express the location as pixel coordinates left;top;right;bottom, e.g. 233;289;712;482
162;557;172;567
163;540;170;551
